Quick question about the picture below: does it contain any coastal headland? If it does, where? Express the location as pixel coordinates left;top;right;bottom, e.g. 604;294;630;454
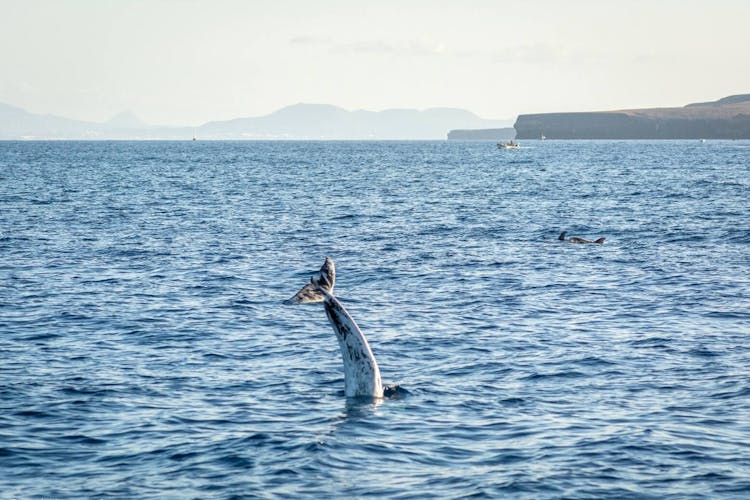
514;95;750;140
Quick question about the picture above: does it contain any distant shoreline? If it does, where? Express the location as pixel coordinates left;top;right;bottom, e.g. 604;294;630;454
513;94;750;140
3;138;750;144
0;101;511;141
4;94;749;141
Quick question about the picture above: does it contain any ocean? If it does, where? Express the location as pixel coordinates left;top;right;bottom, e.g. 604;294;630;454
2;140;749;498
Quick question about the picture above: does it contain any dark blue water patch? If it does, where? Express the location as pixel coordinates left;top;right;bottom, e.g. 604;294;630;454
2;140;750;498
711;386;750;399
704;310;750;320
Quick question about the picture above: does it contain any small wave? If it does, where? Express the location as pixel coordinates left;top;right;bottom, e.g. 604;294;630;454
687;347;718;357
13;409;53;419
499;397;527;405
522;370;587;380
710;386;750;399
60;434;107;445
704;310;750;320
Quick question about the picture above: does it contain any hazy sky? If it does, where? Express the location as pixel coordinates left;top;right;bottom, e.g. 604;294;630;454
1;0;748;125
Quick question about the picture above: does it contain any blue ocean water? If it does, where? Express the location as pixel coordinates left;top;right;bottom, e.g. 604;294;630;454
1;140;749;498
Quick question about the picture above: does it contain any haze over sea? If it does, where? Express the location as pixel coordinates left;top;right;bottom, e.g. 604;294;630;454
2;140;749;498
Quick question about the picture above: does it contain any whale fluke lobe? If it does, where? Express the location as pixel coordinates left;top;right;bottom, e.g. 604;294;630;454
284;257;385;398
312;256;335;293
282;283;325;304
283;257;336;304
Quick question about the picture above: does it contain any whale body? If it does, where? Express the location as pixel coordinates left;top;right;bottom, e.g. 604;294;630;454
284;257;385;398
558;231;605;244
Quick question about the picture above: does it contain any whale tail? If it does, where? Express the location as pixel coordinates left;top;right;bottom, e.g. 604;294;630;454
283;257;336;305
283;256;385;398
594;237;606;244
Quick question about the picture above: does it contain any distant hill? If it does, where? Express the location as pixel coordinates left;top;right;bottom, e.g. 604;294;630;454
197;103;512;140
447;127;516;141
0;102;190;140
0;102;101;139
514;95;750;139
104;111;148;129
0;101;511;140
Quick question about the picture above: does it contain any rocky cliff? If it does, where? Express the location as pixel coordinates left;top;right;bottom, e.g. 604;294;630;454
514;95;750;139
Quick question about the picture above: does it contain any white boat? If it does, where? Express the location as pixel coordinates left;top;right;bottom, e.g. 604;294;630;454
497;141;520;149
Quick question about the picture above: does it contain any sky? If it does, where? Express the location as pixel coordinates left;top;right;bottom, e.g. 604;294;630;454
1;0;748;126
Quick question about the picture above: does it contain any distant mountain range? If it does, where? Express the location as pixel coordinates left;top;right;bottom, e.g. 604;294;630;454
8;95;747;141
0;102;512;140
0;102;186;140
514;94;750;139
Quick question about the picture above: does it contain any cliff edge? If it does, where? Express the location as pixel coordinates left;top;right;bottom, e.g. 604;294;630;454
514;95;750;139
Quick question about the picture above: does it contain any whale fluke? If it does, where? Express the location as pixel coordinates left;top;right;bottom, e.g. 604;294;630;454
284;257;384;398
283;257;335;304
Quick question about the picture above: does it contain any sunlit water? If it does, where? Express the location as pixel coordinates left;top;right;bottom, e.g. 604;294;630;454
2;140;749;498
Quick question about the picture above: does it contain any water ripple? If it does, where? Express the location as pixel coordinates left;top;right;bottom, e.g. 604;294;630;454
1;140;750;498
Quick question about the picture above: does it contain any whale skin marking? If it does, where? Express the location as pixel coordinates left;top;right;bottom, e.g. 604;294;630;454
323;295;383;398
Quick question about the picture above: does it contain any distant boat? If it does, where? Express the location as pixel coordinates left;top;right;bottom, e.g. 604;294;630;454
192;128;197;141
541;134;546;140
498;140;520;149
